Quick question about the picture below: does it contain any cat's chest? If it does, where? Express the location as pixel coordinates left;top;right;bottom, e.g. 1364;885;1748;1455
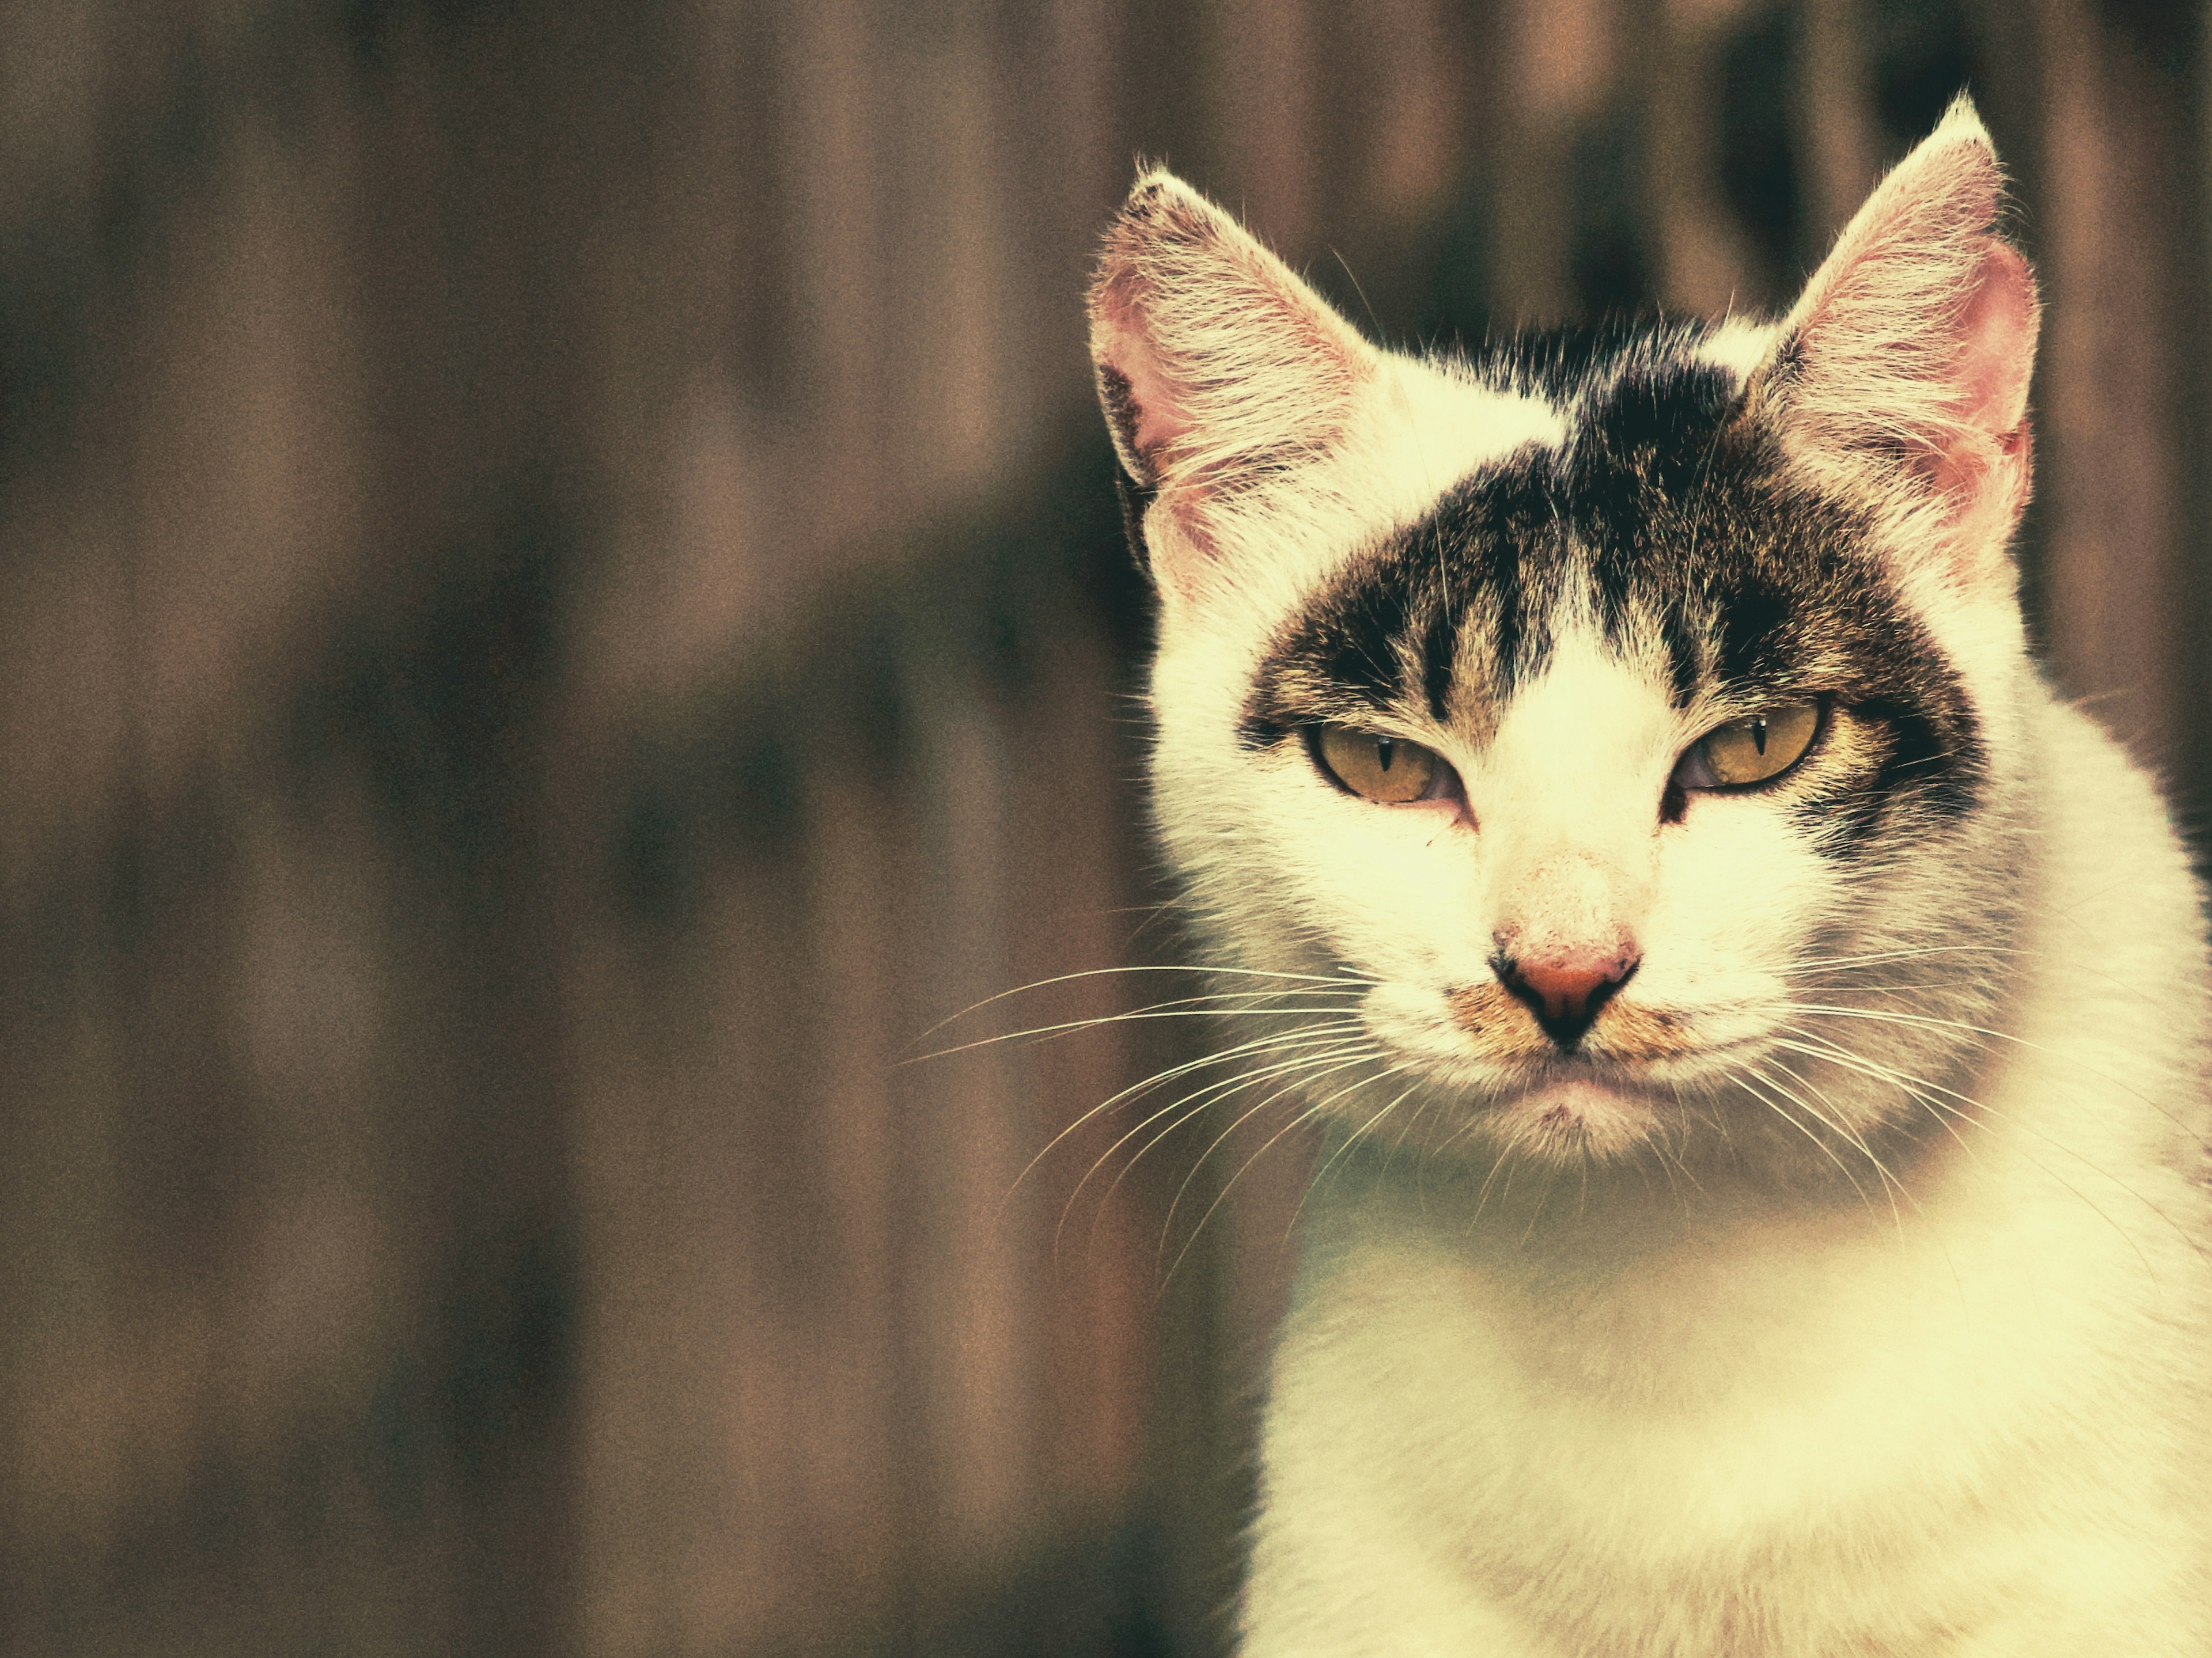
1271;1167;2190;1558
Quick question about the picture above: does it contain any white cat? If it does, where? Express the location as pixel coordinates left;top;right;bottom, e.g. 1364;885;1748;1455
1088;98;2212;1655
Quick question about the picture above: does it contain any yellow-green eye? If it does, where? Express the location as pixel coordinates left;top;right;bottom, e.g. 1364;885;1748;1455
1681;701;1821;788
1312;726;1441;803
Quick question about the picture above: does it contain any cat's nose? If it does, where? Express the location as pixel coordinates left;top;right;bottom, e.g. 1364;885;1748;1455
1492;946;1639;1050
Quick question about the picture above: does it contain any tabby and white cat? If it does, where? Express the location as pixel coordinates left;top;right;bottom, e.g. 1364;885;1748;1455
1088;100;2212;1654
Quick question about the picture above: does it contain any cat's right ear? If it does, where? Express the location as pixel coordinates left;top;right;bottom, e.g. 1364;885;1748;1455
1088;170;1377;601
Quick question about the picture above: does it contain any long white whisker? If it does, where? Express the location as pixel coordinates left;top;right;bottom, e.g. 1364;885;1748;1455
1157;1051;1385;1268
1058;1028;1378;1196
1766;999;2191;1134
1009;1018;1373;1216
1756;1054;1916;1232
1728;1066;1881;1218
1071;1039;1382;1248
1289;1072;1430;1239
912;1001;1371;1065
1166;1061;1419;1289
1768;1025;2181;1274
1766;1034;1983;1167
916;962;1381;1040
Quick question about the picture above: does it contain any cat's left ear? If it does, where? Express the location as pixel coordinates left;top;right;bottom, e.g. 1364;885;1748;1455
1759;96;2040;585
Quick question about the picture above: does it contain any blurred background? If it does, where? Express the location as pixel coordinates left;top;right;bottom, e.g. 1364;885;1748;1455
2;1;2207;1654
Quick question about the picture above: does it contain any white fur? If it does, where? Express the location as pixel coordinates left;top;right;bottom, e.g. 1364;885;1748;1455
1245;699;2212;1653
1090;107;2212;1654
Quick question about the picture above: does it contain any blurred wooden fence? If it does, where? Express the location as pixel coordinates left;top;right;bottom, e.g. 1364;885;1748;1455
1;2;2205;1655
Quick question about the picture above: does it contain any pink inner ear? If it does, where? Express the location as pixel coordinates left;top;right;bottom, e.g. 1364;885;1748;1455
1093;310;1191;477
1952;238;2037;438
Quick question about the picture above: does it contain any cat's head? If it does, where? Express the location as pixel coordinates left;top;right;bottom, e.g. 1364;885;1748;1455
1090;100;2043;1170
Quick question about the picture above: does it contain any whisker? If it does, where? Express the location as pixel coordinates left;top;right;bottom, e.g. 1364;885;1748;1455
1060;1023;1377;1163
1755;1055;1916;1231
1763;1000;2190;1132
1157;1051;1385;1269
1008;1019;1373;1217
1767;1025;2183;1274
1069;1038;1381;1249
1468;1136;1519;1230
915;962;1380;1042
1727;1066;1883;1219
1165;1061;1420;1289
1766;1033;1982;1167
1779;942;2017;973
1648;1132;1705;1217
1283;1069;1433;1238
1284;1072;1429;1243
1517;1162;1565;1246
1766;1053;1916;1200
910;1000;1372;1065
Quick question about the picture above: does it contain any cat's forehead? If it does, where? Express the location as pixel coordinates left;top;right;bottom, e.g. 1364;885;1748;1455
1241;340;1980;812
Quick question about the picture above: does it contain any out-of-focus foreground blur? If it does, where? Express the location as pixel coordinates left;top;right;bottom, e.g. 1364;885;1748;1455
2;3;2207;1655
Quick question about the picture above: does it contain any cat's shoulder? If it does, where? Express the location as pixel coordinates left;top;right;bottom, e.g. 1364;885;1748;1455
2027;687;2212;1128
2031;688;2201;894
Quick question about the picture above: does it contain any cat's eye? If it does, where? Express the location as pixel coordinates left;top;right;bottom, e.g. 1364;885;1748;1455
1310;726;1442;803
1676;701;1821;790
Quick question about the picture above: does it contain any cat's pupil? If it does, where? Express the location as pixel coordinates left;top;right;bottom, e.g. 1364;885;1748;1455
1751;718;1767;756
1377;737;1395;772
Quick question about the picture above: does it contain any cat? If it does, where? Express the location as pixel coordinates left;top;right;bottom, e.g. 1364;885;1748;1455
1086;97;2212;1655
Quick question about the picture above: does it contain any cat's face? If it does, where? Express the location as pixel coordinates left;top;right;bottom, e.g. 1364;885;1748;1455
1093;101;2043;1168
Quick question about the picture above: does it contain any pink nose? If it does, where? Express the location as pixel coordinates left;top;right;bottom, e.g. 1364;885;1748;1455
1492;945;1639;1049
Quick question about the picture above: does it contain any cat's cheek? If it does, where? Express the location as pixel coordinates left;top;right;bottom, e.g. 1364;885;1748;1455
1286;808;1482;956
1357;981;1501;1080
1646;804;1834;1016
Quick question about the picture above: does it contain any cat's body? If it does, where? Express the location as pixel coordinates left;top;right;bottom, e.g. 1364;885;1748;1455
1089;101;2212;1654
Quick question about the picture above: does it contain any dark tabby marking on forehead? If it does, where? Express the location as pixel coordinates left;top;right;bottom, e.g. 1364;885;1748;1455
1241;339;1985;845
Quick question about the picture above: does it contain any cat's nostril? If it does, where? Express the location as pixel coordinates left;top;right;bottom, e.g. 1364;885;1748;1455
1492;950;1640;1049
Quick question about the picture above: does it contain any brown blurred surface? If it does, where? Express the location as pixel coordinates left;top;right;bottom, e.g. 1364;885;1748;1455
1;3;2207;1655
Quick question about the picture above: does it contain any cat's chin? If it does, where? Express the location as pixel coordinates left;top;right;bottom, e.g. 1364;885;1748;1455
1490;1073;1669;1159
